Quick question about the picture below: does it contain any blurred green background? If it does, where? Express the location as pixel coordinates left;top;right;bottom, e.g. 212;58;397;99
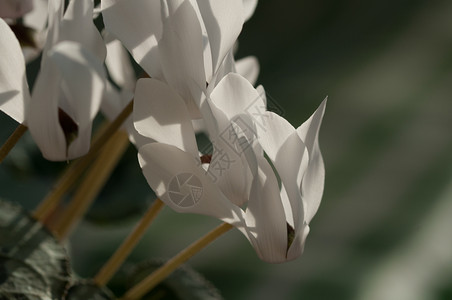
2;0;452;299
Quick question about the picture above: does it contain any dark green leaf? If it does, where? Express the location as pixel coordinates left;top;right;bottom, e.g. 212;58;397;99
0;200;70;299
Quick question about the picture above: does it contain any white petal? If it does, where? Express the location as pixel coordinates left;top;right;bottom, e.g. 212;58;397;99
104;32;136;91
100;81;122;122
0;18;30;123
196;0;244;76
256;84;266;107
59;0;106;61
235;56;259;85
244;155;288;263
255;112;310;240
242;0;258;21
274;131;308;247
138;143;244;224
133;78;199;159
27;54;66;160
23;0;48;31
158;0;206;117
101;0;163;78
0;0;33;19
206;115;255;207
28;41;105;161
42;0;63;55
286;222;310;261
210;73;264;121
209;50;234;90
254;111;295;162
296;98;327;223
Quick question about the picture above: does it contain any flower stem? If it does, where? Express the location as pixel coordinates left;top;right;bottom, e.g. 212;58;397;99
0;124;27;164
94;199;165;287
120;222;233;300
32;100;134;223
53;130;130;240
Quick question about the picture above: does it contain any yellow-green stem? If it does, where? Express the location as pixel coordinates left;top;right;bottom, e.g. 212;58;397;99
94;199;165;287
120;222;233;300
53;130;130;240
0;124;27;164
32;100;134;222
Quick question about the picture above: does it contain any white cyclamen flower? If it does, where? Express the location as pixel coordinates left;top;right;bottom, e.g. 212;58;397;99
0;17;30;123
134;75;326;263
0;0;106;161
101;0;257;118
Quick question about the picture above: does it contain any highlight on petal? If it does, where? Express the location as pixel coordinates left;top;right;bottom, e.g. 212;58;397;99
28;41;105;161
196;0;244;76
158;0;206;117
104;32;136;91
27;53;66;160
138;143;244;224
0;18;30;123
296;98;327;223
244;155;288;263
133;78;199;159
101;0;163;78
59;0;106;61
210;73;264;122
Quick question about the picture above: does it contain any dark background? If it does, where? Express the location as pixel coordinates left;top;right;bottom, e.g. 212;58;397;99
1;0;452;299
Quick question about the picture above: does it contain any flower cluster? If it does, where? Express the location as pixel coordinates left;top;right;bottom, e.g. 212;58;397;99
0;0;326;263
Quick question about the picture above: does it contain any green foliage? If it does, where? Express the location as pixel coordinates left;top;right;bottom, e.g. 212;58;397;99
0;200;70;299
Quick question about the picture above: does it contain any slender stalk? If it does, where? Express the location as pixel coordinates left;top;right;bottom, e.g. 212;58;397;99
32;100;134;222
121;223;233;300
53;131;130;240
94;199;165;287
0;124;27;163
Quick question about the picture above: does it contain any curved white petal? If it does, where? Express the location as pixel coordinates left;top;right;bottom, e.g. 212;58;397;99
296;98;327;223
133;78;198;159
28;41;105;161
242;0;258;21
101;0;162;78
210;73;264;121
158;0;206;118
196;0;244;77
138;143;244;224
253;111;295;162
27;53;66;160
59;0;106;61
235;56;259;86
206;114;255;207
0;0;33;19
104;33;136;91
0;18;30;123
244;155;288;263
275;131;308;248
254;112;310;248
